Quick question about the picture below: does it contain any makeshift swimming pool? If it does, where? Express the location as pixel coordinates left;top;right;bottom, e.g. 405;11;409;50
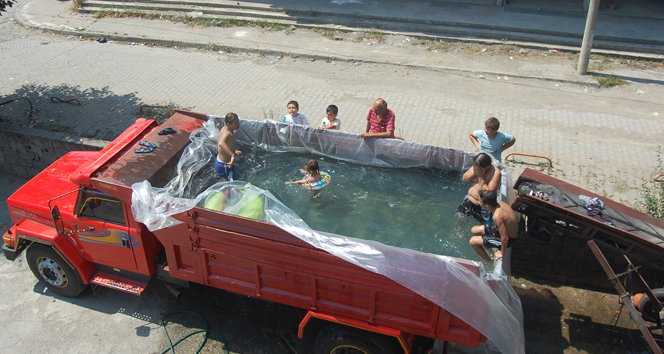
131;117;524;354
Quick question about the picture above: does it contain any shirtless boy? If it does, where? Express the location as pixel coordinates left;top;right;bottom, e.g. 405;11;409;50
456;153;501;223
469;190;518;262
216;112;243;181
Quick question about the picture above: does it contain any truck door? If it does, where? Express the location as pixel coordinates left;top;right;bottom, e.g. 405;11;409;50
73;189;138;271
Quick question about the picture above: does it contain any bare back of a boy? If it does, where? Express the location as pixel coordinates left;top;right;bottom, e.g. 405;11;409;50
217;126;236;163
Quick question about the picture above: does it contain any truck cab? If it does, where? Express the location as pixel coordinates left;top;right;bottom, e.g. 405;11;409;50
3;110;208;297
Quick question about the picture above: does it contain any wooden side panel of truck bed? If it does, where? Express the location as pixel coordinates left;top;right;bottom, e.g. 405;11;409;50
154;207;485;348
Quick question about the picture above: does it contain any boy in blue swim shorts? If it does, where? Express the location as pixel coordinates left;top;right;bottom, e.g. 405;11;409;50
469;190;518;263
215;157;235;181
216;112;243;181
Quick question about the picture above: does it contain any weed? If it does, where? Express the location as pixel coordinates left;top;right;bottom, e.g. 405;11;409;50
636;147;664;220
597;76;628;88
588;61;605;72
420;39;454;53
262;108;277;120
203;43;225;52
353;28;384;43
614;179;628;194
92;8;293;33
367;28;384;43
70;0;83;12
538;161;553;174
314;27;336;40
496;45;518;55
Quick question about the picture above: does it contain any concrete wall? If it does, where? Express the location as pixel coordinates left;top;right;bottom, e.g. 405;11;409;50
0;124;108;179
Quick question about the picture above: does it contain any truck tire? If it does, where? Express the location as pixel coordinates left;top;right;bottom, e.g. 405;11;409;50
637;288;664;326
26;244;85;298
314;324;403;354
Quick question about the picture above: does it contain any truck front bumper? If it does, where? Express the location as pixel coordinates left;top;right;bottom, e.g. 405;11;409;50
2;243;18;261
3;225;21;261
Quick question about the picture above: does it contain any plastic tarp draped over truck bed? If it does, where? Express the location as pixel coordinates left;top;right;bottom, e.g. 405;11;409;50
131;117;524;354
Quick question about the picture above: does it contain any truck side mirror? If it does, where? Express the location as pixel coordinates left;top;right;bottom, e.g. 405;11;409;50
51;206;65;236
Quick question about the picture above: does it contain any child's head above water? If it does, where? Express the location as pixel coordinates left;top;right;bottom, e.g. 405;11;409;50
326;105;338;121
305;159;319;174
287;100;299;117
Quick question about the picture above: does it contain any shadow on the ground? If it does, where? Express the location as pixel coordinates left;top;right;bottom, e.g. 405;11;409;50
0;83;190;141
565;313;652;353
591;72;664;86
515;286;569;354
514;279;652;354
31;276;312;354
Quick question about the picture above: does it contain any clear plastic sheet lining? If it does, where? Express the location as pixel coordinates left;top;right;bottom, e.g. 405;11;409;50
131;118;524;354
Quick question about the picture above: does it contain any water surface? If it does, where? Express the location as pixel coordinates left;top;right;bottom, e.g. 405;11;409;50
189;145;481;261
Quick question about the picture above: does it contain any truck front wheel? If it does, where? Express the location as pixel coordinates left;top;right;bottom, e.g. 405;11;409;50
26;244;85;297
314;324;403;354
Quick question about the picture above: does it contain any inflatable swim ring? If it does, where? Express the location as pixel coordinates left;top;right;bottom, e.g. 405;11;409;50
304;172;331;191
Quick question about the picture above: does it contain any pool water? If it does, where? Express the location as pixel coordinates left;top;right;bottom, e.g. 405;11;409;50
189;145;481;261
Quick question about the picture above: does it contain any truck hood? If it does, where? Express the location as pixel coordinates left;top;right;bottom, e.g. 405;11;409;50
7;151;97;226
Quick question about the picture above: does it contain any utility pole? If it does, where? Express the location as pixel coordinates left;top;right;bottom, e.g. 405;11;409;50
577;0;601;75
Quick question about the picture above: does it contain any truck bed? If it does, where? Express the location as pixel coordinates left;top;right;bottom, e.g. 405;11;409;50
512;168;664;289
155;206;485;347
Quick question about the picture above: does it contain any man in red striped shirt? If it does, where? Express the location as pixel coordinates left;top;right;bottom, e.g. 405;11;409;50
361;98;395;139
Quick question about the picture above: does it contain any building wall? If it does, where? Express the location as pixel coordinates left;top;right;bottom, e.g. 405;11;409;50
0;124;107;179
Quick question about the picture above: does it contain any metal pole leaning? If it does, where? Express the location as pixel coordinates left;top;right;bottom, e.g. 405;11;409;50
577;0;601;75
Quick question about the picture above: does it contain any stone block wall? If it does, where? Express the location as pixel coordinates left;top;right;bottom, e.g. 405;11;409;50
0;124;108;179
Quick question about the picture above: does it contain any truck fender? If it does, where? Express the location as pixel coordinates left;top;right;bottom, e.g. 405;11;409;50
16;219;96;284
298;311;410;354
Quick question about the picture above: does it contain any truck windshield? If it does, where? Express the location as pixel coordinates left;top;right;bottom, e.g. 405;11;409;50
78;190;126;226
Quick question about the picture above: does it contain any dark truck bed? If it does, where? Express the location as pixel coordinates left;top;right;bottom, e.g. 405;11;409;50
511;168;664;291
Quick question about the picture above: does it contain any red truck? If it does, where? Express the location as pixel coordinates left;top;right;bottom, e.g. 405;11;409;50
2;110;489;354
